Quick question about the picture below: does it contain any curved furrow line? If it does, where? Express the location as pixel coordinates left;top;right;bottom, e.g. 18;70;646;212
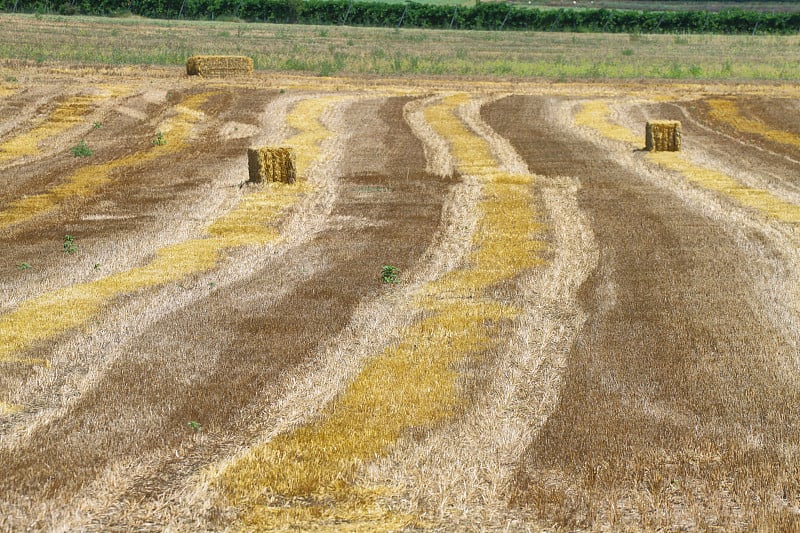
617;99;800;204
502;95;800;530
577;100;800;225
0;89;275;325
214;93;547;531
361;97;596;528
0;91;213;233
7;93;447;531
82;93;455;532
0;84;128;167
0;95;340;366
706;97;800;154
0;93;372;531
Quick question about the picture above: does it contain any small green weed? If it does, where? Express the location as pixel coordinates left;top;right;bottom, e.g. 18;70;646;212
63;235;78;254
17;262;31;270
381;265;400;284
621;48;633;56
71;140;93;157
92;121;102;129
152;131;166;146
187;421;203;432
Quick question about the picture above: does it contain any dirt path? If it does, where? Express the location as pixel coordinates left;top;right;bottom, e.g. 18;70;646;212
483;96;800;530
0;95;453;531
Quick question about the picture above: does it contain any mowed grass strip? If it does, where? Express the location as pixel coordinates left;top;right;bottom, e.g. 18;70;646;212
0;87;124;164
707;97;800;151
0;95;342;367
0;92;211;231
576;100;800;224
217;94;545;530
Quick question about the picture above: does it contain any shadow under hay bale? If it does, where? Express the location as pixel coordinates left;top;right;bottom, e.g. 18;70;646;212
247;147;297;184
186;56;253;77
646;120;682;151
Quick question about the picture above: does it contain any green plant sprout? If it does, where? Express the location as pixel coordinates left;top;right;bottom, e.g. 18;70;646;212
381;265;400;284
63;235;78;254
71;140;93;157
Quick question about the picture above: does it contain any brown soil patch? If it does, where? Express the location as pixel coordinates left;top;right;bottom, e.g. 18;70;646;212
483;95;800;530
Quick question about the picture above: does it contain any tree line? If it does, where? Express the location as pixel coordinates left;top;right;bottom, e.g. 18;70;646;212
3;0;800;34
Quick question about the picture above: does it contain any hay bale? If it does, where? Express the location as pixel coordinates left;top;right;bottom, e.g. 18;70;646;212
186;55;253;77
646;120;682;151
247;147;297;184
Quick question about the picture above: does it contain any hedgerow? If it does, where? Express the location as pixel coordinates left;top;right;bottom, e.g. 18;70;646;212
2;0;800;34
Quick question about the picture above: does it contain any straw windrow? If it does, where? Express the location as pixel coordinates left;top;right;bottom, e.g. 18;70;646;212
0;95;96;164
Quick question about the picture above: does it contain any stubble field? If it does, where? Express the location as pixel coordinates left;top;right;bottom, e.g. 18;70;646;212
2;43;800;532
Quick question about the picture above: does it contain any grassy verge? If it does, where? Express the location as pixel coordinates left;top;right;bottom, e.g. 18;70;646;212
1;13;799;81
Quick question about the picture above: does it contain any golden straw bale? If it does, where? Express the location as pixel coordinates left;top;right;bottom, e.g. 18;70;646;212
186;55;253;77
646;120;682;151
247;147;297;184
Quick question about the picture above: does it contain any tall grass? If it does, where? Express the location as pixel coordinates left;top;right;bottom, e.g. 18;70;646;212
1;13;799;81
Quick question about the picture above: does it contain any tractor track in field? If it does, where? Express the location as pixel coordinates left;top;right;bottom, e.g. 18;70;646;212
0;95;455;531
483;95;800;530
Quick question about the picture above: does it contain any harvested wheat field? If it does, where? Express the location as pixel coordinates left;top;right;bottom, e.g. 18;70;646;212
2;63;800;532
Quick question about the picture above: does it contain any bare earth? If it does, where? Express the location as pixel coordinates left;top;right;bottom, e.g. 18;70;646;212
2;64;800;531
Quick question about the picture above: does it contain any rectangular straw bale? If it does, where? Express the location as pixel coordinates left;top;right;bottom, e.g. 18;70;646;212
186;55;253;77
247;147;297;184
646;120;682;151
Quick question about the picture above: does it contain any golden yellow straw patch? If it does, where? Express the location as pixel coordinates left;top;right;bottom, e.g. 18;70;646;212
576;101;800;225
707;98;800;151
0;401;23;417
218;94;545;530
0;94;97;163
0;84;17;98
574;100;641;145
0;96;342;367
0;92;212;231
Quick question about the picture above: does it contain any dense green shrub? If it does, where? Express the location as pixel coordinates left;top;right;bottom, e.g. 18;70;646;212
1;0;799;35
